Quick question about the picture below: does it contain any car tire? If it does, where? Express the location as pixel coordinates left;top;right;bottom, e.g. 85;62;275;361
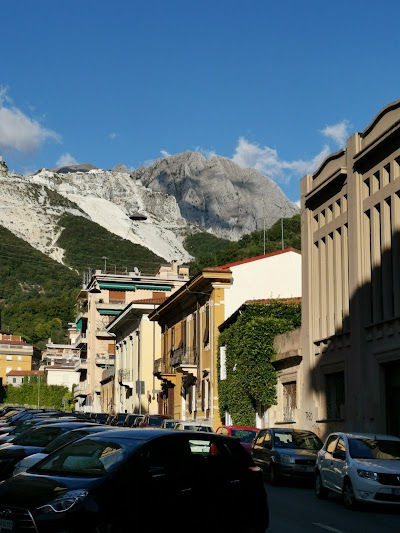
342;479;358;509
315;472;328;499
269;463;279;485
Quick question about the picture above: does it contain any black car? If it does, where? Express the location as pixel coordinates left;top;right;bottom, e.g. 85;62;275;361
0;420;97;481
122;413;143;427
252;427;323;484
0;428;269;533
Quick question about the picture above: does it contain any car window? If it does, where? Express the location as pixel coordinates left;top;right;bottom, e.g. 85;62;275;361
216;427;228;436
32;438;134;476
13;426;66;446
230;429;258;443
254;430;266;446
349;437;400;460
325;435;338;453
336;437;346;454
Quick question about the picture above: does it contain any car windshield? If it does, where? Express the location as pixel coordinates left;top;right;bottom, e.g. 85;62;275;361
274;431;322;450
31;437;139;477
349;438;400;460
231;429;258;443
147;417;167;427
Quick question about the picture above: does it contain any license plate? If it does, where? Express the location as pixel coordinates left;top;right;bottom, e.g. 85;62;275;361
0;518;15;530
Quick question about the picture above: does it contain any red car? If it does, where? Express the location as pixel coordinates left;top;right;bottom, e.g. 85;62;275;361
216;425;260;453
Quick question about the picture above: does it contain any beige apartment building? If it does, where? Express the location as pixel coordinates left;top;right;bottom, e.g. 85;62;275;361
300;99;400;438
0;334;33;387
74;262;189;414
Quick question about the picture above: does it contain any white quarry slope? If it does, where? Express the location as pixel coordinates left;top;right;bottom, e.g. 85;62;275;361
0;152;298;267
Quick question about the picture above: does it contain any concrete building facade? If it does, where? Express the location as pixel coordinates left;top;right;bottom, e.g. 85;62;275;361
300;99;400;439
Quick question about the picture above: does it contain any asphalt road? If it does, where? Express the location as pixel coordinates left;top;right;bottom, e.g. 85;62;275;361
265;480;400;532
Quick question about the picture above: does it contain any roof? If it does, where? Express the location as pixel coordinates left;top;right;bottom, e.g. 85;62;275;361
216;248;301;270
6;370;45;377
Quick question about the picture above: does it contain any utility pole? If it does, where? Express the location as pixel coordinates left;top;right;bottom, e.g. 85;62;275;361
281;217;284;250
102;256;107;273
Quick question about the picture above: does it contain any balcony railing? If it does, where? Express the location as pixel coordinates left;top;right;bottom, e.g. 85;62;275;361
171;347;197;368
153;358;173;375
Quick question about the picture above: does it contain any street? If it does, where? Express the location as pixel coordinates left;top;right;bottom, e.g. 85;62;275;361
265;480;400;532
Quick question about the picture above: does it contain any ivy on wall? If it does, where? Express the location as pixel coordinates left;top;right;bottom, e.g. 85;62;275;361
218;301;301;426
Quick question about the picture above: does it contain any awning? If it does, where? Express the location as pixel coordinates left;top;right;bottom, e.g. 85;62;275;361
134;285;172;291
98;310;121;316
98;283;136;290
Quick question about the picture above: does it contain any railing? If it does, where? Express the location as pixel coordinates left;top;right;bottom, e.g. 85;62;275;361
118;369;134;382
171;347;197;367
153;358;173;375
283;406;295;422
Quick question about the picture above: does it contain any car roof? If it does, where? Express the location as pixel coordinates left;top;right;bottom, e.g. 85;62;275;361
79;427;235;441
332;431;400;441
218;425;259;430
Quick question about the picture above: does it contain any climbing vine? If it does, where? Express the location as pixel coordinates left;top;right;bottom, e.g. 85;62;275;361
218;301;301;426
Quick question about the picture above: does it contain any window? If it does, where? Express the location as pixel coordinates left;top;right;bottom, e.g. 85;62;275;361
6;355;12;361
326;372;345;419
326;435;338;454
203;304;210;346
283;381;296;422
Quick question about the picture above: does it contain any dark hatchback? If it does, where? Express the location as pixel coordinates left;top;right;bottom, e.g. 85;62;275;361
252;428;323;484
0;428;269;533
0;421;97;481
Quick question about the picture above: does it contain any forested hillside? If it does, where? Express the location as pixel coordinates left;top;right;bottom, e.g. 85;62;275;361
0;214;301;352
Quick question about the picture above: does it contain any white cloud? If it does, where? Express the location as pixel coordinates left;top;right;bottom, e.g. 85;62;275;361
320;120;351;148
160;150;171;158
0;86;60;154
232;136;331;183
56;153;78;167
194;146;216;159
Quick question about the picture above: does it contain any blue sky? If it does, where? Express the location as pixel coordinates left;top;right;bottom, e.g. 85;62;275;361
1;1;400;204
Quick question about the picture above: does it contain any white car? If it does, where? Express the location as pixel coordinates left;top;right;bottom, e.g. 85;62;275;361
315;431;400;508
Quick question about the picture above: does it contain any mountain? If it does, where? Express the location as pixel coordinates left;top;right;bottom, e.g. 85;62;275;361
0;152;298;269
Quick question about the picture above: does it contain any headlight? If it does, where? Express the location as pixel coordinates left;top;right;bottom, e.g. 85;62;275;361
280;454;295;464
37;490;88;514
357;469;379;481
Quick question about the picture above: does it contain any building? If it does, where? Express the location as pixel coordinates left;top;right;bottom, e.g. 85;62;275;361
40;342;81;391
300;99;400;438
74;262;189;414
6;369;44;387
149;249;302;428
0;334;33;387
149;267;233;428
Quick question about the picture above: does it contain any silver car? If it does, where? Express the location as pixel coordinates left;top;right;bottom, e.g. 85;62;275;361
252;428;323;484
315;431;400;508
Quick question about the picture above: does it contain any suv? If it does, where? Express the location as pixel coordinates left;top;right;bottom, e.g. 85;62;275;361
252;428;323;484
315;431;400;508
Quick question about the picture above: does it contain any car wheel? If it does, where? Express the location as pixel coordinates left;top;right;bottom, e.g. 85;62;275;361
342;479;357;509
269;463;279;485
315;472;328;499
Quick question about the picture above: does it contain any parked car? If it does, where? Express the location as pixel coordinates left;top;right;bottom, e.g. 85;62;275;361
315;431;400;508
252;427;323;484
131;414;145;427
92;413;108;424
161;419;180;429
0;428;269;532
123;413;143;427
139;414;173;428
0;420;97;481
216;425;259;452
109;413;127;427
13;424;115;476
174;421;215;433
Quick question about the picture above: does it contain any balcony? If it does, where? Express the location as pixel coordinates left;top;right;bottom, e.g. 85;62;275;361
74;380;90;397
118;368;134;388
75;358;88;371
153;358;173;375
171;347;197;373
101;366;115;382
74;332;87;347
95;353;115;368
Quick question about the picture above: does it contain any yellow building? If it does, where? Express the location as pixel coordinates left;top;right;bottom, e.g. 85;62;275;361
0;334;33;387
149;267;232;429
